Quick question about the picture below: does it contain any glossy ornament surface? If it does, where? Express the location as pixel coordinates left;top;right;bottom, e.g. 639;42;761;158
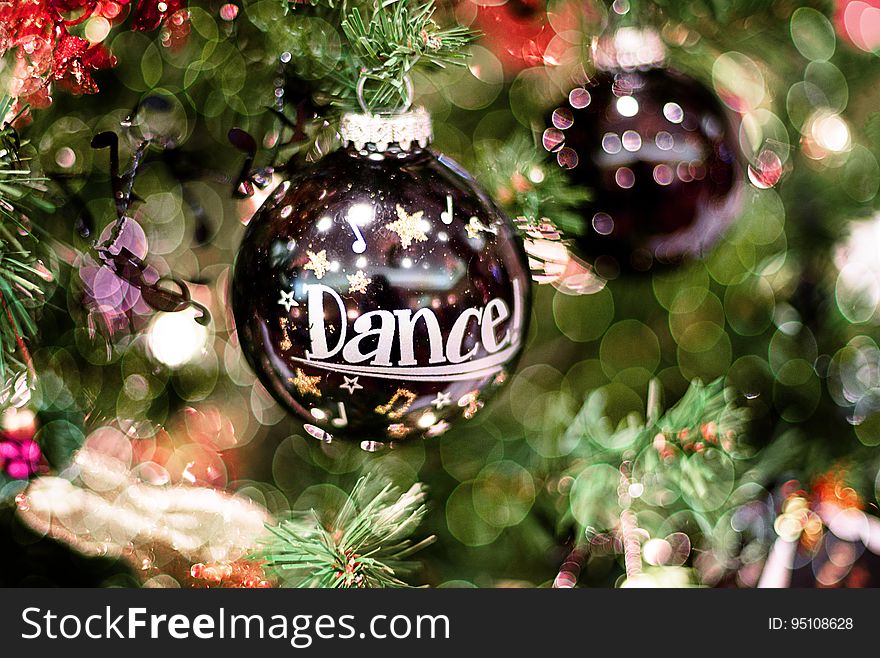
232;109;531;445
543;31;741;272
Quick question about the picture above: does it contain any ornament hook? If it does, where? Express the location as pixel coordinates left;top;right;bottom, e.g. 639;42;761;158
90;130;212;326
355;70;414;115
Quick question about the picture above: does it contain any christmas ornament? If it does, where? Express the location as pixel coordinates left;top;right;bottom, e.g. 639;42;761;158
0;437;42;480
0;407;41;480
232;108;531;445
543;28;742;272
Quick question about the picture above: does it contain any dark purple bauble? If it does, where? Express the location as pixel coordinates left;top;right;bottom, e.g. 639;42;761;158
543;67;742;272
231;111;531;445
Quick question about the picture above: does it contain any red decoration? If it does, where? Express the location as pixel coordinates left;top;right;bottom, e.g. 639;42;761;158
158;8;191;51
473;0;556;73
0;0;189;116
189;560;274;588
52;34;115;94
471;0;586;74
130;0;186;32
812;466;863;510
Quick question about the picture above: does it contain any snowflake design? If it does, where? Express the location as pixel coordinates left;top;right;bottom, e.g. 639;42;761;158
346;270;373;294
303;249;330;279
385;205;427;249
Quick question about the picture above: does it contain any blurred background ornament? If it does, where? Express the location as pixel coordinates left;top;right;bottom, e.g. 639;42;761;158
15;442;272;587
0;406;43;480
232;107;531;444
543;27;743;274
228;57;327;203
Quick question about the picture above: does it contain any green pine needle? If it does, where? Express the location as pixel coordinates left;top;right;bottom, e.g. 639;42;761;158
255;476;436;588
561;378;751;535
474;133;590;235
282;0;478;112
0;98;49;386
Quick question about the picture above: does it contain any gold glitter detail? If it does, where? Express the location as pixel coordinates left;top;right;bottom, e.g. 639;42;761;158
304;249;330;279
458;390;484;419
279;318;292;351
385;205;427;249
387;423;412;439
374;388;417;419
346;270;372;294
289;369;322;397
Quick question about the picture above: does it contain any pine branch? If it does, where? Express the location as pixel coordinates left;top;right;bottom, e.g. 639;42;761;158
274;0;478;112
474;133;590;235
255;476;436;588
561;378;750;537
0;98;51;387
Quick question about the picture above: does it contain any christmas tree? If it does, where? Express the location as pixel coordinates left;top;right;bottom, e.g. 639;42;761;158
1;0;880;589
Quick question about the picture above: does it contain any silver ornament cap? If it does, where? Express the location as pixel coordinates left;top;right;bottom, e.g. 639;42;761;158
339;107;433;152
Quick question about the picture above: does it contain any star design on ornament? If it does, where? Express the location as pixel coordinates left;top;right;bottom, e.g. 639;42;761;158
346;270;372;294
340;376;363;395
385;205;427;249
465;216;498;239
289;368;322;398
431;391;452;409
303;249;331;279
277;289;298;312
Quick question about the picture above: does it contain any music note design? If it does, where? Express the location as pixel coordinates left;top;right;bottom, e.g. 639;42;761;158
346;216;367;253
465;216;498;239
374;388;417;420
331;401;349;427
440;195;454;224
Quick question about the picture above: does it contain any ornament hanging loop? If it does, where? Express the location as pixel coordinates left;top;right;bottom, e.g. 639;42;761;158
356;70;414;115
